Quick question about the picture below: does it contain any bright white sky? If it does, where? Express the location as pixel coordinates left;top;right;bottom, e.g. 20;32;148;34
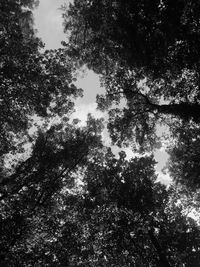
34;0;67;50
33;0;171;185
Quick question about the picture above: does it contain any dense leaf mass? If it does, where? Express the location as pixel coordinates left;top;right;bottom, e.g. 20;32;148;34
64;0;200;75
0;0;82;156
63;0;200;148
167;123;200;189
1;1;200;267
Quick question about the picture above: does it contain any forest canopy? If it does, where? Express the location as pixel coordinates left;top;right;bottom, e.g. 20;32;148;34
1;0;200;266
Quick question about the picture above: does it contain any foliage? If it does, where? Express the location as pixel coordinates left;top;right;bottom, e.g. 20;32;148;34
2;142;200;266
63;0;200;149
0;115;104;266
1;1;200;266
79;149;200;267
63;0;200;76
167;122;200;189
0;0;82;156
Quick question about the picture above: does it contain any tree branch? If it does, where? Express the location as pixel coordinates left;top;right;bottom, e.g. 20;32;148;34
148;228;171;267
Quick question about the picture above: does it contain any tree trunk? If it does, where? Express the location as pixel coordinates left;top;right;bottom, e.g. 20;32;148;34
154;103;200;122
148;229;171;267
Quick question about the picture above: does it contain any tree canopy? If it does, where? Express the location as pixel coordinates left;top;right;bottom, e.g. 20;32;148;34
63;0;200;149
0;0;82;156
63;0;200;76
1;0;200;266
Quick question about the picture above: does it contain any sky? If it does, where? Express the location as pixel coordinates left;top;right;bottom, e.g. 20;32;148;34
34;0;68;50
33;0;171;185
34;0;105;105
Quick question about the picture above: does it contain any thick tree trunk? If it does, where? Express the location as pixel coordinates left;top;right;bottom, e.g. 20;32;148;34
148;229;171;267
154;103;200;122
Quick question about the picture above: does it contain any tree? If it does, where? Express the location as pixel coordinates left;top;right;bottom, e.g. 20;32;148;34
2;133;200;266
0;0;82;156
78;148;200;266
62;0;200;149
0;115;104;265
63;0;200;76
166;122;200;189
1;1;200;266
